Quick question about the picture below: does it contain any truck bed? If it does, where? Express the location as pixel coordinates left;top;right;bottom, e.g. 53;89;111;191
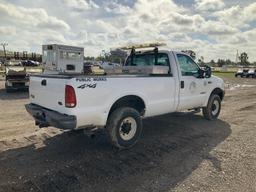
29;72;176;128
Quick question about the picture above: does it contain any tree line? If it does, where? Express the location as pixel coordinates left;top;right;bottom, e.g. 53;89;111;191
183;50;255;67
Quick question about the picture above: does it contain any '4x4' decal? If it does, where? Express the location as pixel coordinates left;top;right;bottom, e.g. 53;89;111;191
78;83;97;89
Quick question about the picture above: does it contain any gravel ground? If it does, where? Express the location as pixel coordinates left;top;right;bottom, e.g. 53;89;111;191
0;76;255;192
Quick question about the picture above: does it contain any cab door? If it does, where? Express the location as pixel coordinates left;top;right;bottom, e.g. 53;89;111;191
175;53;208;110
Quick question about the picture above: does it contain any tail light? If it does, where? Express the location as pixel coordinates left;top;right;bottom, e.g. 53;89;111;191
65;85;76;108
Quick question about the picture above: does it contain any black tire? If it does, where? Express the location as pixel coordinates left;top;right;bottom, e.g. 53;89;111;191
106;107;142;149
203;94;221;120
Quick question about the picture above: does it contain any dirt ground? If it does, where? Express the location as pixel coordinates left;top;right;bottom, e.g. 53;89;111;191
0;76;255;192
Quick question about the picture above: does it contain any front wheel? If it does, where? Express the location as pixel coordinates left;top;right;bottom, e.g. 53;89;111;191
203;94;221;120
106;107;142;149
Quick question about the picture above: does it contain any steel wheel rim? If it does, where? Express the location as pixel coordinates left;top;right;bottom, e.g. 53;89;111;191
119;117;137;141
211;99;220;116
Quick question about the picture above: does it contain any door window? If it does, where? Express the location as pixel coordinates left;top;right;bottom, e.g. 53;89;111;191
177;54;199;77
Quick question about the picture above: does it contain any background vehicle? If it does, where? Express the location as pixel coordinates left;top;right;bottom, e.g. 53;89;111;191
5;66;42;92
5;66;28;92
26;44;225;149
84;64;105;75
21;60;40;67
101;62;121;69
0;60;4;72
235;69;249;78
246;69;256;78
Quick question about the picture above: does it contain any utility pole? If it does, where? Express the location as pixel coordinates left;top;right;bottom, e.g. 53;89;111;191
235;49;239;64
1;43;8;60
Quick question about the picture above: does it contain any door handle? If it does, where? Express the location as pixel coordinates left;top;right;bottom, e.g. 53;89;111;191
41;79;47;86
181;81;184;89
208;81;212;84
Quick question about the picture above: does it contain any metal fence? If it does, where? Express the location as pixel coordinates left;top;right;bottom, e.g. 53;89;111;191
0;50;42;62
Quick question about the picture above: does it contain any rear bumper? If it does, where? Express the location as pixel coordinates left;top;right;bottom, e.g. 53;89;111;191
6;85;29;91
25;104;77;130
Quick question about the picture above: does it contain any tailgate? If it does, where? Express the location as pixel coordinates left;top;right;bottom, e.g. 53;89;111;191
29;76;69;113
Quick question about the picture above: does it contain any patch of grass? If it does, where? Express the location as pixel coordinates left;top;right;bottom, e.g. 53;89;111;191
213;71;235;78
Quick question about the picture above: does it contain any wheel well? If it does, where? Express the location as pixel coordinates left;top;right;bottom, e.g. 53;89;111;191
211;88;224;101
108;95;146;118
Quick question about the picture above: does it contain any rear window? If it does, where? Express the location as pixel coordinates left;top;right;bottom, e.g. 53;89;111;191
125;53;170;67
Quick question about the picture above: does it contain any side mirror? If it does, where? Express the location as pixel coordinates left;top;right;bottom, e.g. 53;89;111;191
198;68;205;78
204;65;212;78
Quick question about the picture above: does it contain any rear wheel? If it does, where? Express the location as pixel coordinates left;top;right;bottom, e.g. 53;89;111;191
106;107;142;149
203;94;221;120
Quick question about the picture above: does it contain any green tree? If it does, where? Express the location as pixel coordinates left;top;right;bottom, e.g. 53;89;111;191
239;52;249;66
225;59;232;65
217;59;225;67
198;56;204;66
96;49;127;64
181;50;196;60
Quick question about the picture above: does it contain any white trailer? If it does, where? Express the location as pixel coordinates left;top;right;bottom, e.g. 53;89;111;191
42;44;84;74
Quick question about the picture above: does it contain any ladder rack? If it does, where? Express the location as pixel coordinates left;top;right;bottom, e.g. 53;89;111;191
119;42;167;50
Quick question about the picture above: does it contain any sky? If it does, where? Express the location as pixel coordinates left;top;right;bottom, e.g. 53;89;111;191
0;0;256;62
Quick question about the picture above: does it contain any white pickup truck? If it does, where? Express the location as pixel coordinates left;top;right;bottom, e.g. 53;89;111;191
26;48;225;149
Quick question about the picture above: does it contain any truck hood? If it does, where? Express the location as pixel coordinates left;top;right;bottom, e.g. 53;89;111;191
6;67;26;75
6;67;43;75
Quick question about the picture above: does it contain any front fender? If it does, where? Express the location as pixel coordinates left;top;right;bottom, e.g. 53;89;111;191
203;76;225;106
